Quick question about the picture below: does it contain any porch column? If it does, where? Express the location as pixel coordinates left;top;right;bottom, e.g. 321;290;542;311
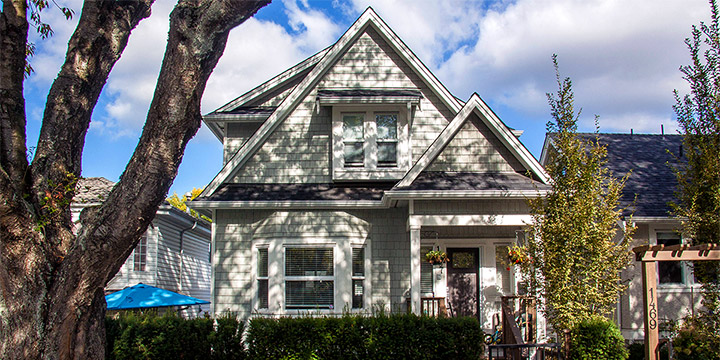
410;225;421;314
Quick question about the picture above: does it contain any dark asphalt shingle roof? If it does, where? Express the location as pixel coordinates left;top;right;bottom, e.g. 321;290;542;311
577;133;684;218
394;171;549;191
217;106;277;115
196;183;396;202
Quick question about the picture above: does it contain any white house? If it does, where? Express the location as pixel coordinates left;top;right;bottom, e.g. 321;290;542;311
73;177;212;313
191;7;550;334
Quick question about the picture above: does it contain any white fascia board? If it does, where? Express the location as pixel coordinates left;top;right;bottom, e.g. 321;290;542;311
202;9;393;197
469;96;550;184
631;216;679;224
203;113;270;122
539;133;555;166
408;214;532;227
189;200;386;209
207;122;225;142
213;47;329;114
384;189;548;200
395;95;479;188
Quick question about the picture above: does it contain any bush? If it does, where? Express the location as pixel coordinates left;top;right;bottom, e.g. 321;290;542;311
105;311;244;360
569;316;628;360
245;313;483;360
672;315;720;360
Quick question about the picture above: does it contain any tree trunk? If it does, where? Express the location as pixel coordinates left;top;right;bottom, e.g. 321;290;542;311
0;0;269;359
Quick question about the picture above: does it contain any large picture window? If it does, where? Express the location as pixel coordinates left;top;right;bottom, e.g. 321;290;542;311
285;247;334;309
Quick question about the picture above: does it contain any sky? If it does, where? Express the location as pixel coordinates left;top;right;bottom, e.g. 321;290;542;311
24;0;710;196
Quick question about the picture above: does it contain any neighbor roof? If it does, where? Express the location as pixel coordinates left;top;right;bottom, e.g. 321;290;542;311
578;133;684;218
74;177;115;204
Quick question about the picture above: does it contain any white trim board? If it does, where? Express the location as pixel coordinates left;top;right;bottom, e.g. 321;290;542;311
396;94;550;188
201;7;466;197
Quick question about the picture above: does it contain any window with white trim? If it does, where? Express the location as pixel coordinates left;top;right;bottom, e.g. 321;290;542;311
285;247;334;309
657;232;683;284
133;236;147;272
257;248;269;309
420;246;434;294
332;106;409;180
352;247;365;309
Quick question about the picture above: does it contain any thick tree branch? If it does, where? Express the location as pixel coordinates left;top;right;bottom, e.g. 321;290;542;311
42;1;269;358
0;0;30;195
30;0;154;255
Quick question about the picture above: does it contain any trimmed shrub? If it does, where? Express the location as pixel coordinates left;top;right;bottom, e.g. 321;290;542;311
106;311;244;360
245;313;483;360
569;316;628;360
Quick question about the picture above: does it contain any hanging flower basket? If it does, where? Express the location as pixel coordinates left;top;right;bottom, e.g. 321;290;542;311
507;245;531;267
425;250;449;265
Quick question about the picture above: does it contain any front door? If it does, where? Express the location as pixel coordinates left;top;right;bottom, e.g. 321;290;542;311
447;248;479;318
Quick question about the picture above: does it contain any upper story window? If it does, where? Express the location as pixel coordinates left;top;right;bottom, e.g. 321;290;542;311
133;236;147;272
332;106;410;180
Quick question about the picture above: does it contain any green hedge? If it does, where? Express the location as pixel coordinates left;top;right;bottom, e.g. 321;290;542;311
568;316;628;360
105;312;244;360
672;315;720;360
245;313;483;360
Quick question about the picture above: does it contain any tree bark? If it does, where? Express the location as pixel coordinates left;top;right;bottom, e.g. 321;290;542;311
0;0;269;359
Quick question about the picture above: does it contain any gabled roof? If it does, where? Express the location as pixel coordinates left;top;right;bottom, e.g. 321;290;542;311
395;93;550;188
202;47;330;141
201;7;465;197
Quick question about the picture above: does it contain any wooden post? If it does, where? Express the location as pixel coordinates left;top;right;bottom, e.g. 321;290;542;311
641;260;659;360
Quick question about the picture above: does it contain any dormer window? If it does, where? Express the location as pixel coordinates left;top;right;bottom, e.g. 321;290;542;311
332;106;410;180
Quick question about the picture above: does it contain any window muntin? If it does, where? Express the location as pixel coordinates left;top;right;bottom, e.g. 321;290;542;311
657;232;683;284
343;114;365;167
352;247;365;309
258;248;269;309
376;114;398;166
133;236;147;272
285;247;334;309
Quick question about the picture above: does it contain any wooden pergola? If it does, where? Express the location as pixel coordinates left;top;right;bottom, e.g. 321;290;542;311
632;243;720;360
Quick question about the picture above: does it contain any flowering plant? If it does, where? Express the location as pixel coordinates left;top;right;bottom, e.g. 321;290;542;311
425;250;449;265
508;245;531;266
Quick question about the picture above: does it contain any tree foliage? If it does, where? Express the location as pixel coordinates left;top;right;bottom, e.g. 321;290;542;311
522;56;634;332
672;0;720;313
167;188;211;222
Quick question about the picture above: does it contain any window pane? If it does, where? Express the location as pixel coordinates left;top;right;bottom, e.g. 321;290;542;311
258;248;268;277
352;279;364;309
258;279;268;309
421;246;433;294
286;248;333;277
286;281;334;309
344;143;364;166
343;114;364;140
658;232;682;284
377;142;397;165
134;236;147;272
352;248;365;276
496;245;511;293
376;114;397;139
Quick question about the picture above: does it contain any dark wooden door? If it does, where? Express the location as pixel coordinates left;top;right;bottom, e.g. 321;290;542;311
447;248;479;318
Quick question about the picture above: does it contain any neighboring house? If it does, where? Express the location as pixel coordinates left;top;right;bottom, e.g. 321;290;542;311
540;133;700;340
73;177;212;313
191;7;550;334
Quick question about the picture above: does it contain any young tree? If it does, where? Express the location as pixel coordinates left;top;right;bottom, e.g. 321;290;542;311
167;188;211;222
0;1;269;358
673;0;720;320
523;56;634;332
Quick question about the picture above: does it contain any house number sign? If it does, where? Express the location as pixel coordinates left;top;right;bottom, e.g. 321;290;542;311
648;287;657;330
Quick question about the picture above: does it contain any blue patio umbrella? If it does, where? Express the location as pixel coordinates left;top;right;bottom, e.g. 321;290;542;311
105;283;210;310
